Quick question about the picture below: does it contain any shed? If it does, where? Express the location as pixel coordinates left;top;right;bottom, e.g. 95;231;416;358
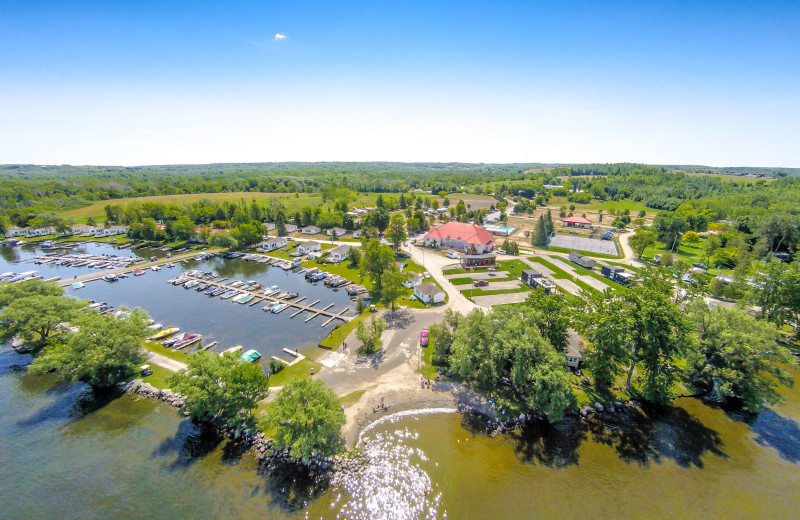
414;283;445;305
566;330;585;370
569;252;596;269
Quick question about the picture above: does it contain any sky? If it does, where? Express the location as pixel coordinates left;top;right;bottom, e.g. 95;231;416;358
1;1;798;167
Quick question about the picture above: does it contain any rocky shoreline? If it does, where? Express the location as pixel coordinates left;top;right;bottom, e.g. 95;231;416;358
123;378;367;478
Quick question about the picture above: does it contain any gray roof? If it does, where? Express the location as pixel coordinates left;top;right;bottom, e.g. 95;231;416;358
566;329;585;359
415;282;444;296
329;244;351;256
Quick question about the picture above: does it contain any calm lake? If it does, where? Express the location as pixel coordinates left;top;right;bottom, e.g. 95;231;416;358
2;242;800;519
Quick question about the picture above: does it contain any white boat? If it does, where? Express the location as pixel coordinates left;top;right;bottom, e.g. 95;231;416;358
71;282;85;290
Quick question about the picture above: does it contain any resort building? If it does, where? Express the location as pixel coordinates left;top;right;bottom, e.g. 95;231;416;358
561;216;593;229
424;222;494;254
302;225;321;235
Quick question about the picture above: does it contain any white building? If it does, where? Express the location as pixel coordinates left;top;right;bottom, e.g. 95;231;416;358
403;273;424;289
326;227;347;237
302;225;321;235
352;229;363;239
327;244;352;263
284;224;298;233
263;222;276;231
414;283;446;305
297;241;321;254
259;237;287;252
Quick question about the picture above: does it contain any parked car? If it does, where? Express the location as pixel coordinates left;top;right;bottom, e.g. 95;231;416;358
423;271;431;279
473;280;489;287
419;329;429;346
369;305;378;313
497;249;507;255
692;262;708;270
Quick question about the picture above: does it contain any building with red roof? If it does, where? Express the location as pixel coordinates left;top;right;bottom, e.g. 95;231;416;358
561;216;593;229
424;222;494;254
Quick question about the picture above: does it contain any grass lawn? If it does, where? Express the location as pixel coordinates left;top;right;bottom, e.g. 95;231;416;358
544;245;623;259
449;277;474;285
268;358;322;388
142;340;192;364
464;286;531;297
339;389;366;407
418;340;439;379
140;363;173;389
546;196;651;215
526;256;599;294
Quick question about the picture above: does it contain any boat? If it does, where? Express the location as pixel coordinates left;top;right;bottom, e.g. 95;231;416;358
147;322;163;330
173;333;202;350
148;326;179;341
133;269;145;276
161;333;187;347
230;293;247;303
40;240;55;250
271;303;288;313
151;266;160;271
184;280;199;289
220;290;239;300
282;292;299;300
196;283;209;292
262;285;280;296
240;349;261;363
103;274;118;282
238;294;255;304
117;272;128;278
310;272;326;282
71;282;85;290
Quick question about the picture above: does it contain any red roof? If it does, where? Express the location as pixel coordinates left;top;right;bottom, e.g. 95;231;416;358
561;216;592;225
425;222;493;245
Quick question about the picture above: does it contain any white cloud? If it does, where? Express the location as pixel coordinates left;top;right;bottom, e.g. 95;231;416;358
273;33;286;41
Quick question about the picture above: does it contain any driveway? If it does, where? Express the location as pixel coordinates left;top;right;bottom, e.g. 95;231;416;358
472;292;530;307
403;245;479;314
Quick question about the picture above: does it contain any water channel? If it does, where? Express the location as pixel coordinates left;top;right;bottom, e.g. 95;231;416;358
2;242;800;519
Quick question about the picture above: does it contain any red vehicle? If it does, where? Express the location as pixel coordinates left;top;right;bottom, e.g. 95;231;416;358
473;279;489;287
419;329;429;346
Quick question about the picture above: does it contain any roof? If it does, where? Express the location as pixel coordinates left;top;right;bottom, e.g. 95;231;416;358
303;225;320;230
461;253;496;260
425;222;493;245
522;269;541;277
264;237;285;245
329;244;351;256
566;329;585;359
415;282;444;296
302;240;321;248
561;216;592;225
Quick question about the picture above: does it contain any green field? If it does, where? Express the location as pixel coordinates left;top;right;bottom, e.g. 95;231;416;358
545;196;652;215
63;191;384;221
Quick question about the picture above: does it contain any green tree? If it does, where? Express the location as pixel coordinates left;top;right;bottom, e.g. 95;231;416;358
628;228;656;259
360;238;394;296
168;350;270;428
275;212;288;236
208;231;238;249
386;213;408;252
171;216;196;241
683;230;701;243
0;293;83;350
232;223;262;248
356;316;385;355
346;246;361;268
532;216;549;246
0;279;64;308
259;379;345;460
686;300;795;412
31;308;151;388
523;289;570;352
381;267;406;316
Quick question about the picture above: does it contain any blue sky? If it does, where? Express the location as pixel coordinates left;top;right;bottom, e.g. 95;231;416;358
1;1;798;166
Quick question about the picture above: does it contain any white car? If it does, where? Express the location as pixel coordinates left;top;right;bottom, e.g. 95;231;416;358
497;249;507;255
423;271;431;279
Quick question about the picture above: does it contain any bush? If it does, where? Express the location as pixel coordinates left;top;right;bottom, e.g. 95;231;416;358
269;358;285;374
431;354;449;367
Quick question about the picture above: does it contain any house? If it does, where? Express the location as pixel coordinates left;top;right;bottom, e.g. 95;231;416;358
326;227;347;237
403;273;424;289
327;244;352;263
263;222;276;231
566;330;585;370
302;225;321;235
100;225;128;236
259;237;287;252
284;224;298;233
485;211;501;223
352;208;367;216
352;229;363;239
69;224;94;236
4;227;26;238
460;253;497;270
297;241;321;254
25;227;55;237
424;222;494;254
561;216;593;229
414;283;446;305
446;249;461;259
569;252;596;269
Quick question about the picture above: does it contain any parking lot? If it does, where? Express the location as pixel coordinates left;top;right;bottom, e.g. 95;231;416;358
549;234;618;256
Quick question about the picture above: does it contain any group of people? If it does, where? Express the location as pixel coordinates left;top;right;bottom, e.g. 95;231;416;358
420;377;433;390
372;395;388;413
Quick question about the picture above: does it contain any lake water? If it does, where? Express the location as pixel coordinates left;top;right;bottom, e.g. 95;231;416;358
2;242;800;519
1;242;355;361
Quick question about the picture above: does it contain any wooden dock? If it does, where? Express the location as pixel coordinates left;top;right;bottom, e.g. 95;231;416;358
179;275;351;325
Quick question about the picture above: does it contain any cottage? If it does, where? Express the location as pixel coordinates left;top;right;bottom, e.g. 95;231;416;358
4;227;26;238
284;224;298;233
259;237;287;252
424;222;494;254
327;244;352;263
297;241;321;254
414;283;446;305
302;225;321;235
566;330;585;370
569;252;596;269
352;229;363;239
326;227;347;237
263;222;276;231
101;225;128;236
561;216;593;229
521;269;556;294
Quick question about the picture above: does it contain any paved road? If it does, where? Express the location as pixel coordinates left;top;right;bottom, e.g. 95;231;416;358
402;244;480;314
